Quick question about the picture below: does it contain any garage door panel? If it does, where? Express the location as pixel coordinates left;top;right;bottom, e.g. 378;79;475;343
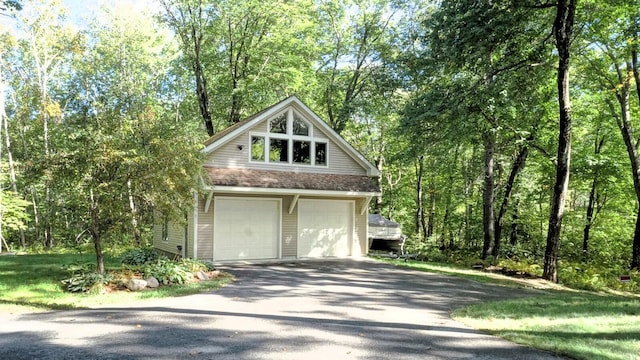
214;198;280;261
298;200;353;258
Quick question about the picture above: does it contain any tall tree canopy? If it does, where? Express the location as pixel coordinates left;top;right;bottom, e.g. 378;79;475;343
1;0;640;287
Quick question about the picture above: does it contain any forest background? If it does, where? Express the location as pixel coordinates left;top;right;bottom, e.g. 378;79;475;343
1;0;639;290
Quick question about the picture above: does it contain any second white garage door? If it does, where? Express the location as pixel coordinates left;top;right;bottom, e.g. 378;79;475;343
298;199;354;258
213;197;280;261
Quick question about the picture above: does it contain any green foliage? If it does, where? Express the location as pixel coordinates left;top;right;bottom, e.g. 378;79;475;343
61;262;113;293
120;248;160;266
143;257;193;285
179;257;215;272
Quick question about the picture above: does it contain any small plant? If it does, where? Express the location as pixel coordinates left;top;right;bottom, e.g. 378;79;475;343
61;262;113;293
121;248;160;266
143;257;193;285
180;258;215;272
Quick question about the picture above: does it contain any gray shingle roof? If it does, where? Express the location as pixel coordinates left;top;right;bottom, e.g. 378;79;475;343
204;167;380;193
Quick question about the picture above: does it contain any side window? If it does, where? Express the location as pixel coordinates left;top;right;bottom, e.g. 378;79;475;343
162;217;169;242
251;136;265;161
315;142;327;166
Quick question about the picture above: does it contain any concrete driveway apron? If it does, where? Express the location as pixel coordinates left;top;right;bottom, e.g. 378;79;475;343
0;259;564;359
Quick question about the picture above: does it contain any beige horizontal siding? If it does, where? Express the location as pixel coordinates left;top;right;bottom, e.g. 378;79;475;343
197;198;214;260
153;217;185;256
354;198;368;256
186;210;194;258
282;195;297;258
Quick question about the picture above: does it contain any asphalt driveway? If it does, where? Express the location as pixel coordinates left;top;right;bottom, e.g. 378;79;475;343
0;259;563;359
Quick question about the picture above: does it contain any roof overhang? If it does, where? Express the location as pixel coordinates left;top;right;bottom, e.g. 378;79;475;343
203;185;380;198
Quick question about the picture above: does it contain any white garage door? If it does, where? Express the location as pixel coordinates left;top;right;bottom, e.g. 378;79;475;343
298;199;353;258
213;197;280;261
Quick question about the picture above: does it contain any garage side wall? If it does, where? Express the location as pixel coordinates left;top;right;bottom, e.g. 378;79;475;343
153;217;184;256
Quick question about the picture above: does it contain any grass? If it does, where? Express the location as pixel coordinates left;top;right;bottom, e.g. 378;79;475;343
379;257;640;360
0;253;234;313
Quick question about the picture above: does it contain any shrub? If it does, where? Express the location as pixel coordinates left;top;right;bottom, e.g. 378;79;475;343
180;258;215;272
143;257;193;285
61;262;113;293
121;248;160;266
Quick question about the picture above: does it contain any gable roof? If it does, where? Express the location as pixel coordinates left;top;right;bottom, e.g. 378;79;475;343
202;96;380;177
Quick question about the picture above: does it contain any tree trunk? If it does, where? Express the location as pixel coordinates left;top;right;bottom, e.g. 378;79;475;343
582;179;596;259
616;78;640;269
415;155;427;239
192;26;214;136
427;180;435;240
494;145;528;257
89;188;104;274
629;44;640;270
463;146;477;246
0;91;3;253
127;178;141;246
509;201;519;247
583;134;604;260
159;1;215;136
440;146;459;249
482;131;495;259
543;0;576;283
2;104;26;248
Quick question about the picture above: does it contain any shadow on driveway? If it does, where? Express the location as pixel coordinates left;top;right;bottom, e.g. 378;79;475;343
1;259;563;360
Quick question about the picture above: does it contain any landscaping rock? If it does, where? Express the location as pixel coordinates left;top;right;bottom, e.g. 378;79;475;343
126;278;147;291
145;277;159;288
196;271;209;280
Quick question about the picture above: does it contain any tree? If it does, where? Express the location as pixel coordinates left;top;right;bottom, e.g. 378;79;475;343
161;0;319;134
542;0;578;283
159;0;215;136
59;3;202;272
405;0;555;259
316;0;404;134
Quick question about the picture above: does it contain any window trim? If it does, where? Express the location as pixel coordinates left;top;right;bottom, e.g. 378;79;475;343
249;108;328;168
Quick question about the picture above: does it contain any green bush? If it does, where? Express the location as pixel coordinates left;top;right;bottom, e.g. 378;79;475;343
121;248;160;266
61;262;113;293
143;257;193;285
180;258;215;272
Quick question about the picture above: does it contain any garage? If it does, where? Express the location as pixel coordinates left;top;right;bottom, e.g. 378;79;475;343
213;197;280;261
298;199;354;258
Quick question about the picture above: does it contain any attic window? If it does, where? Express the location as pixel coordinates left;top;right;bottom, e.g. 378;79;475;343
270;114;287;134
250;108;327;167
293;116;309;136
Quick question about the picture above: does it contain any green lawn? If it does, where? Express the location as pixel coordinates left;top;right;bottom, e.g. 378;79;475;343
0;253;233;313
381;257;640;360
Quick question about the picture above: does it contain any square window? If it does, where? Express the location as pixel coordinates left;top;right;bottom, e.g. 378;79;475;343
315;142;327;166
269;138;289;162
293;140;311;164
251;136;265;161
